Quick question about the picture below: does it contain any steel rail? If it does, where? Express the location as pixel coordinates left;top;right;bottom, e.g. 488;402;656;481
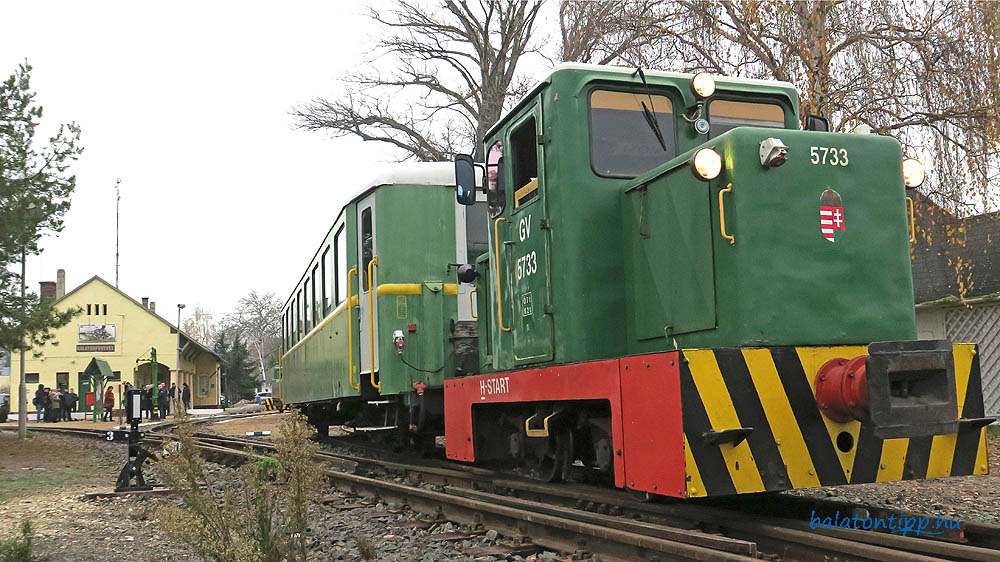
9;421;1000;562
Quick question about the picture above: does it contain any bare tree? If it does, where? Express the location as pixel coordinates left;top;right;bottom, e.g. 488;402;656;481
181;307;217;348
220;291;282;380
640;0;1000;215
292;0;544;161
557;0;661;66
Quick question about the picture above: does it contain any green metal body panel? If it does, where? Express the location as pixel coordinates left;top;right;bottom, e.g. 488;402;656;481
475;252;495;374
373;185;458;394
482;66;807;371
281;183;460;404
282;308;353;402
623;127;917;351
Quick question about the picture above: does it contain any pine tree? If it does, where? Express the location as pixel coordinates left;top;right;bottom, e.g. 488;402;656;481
215;334;258;404
0;61;83;351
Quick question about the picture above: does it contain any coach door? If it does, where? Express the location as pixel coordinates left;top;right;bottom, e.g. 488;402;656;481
503;105;553;365
357;194;380;383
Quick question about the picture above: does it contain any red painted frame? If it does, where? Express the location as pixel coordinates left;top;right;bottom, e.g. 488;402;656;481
444;352;685;496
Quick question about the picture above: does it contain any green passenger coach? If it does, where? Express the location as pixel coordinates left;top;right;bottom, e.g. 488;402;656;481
280;163;484;444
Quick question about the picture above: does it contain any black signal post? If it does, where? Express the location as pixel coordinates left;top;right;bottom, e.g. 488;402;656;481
113;389;154;492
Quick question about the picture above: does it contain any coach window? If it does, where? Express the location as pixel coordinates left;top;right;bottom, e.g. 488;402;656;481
296;289;303;338
708;100;785;138
311;264;320;322
322;248;331;315
305;278;313;331
510;116;539;209
361;209;373;290
589;89;675;177
335;225;347;304
486;141;504;218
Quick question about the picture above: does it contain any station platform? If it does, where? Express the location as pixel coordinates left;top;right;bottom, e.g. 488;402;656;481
1;409;225;431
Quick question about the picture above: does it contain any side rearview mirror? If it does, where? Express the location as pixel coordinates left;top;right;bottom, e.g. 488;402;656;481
455;154;477;206
806;114;829;132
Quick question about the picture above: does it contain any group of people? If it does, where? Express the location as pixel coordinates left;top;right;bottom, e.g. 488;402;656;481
32;381;193;423
32;385;79;422
133;381;192;420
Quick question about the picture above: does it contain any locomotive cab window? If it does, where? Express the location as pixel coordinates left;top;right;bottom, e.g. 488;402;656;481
486;141;504;218
708;100;785;138
589;89;675;177
510;116;538;209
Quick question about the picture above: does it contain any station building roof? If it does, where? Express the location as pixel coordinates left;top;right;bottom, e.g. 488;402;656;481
53;275;223;363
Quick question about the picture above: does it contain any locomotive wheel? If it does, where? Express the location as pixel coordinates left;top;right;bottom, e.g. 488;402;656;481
527;429;572;483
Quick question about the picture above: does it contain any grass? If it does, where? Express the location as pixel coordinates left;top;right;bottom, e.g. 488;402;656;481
0;468;85;505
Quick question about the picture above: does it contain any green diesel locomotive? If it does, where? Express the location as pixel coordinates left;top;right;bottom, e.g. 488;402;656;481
281;63;990;497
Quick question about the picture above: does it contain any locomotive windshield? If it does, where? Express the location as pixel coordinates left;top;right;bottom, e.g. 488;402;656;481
708;100;785;138
589;89;676;178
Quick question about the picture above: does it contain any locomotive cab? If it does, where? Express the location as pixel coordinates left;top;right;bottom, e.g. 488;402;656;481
449;63;990;497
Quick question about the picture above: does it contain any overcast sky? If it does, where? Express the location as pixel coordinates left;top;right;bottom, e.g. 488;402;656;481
2;1;418;325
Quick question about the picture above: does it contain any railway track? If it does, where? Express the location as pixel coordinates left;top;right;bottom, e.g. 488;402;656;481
7;418;1000;561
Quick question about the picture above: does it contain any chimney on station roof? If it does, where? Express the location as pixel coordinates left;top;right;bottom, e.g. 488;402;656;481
150;301;156;313
56;269;66;299
39;281;57;301
142;297;149;308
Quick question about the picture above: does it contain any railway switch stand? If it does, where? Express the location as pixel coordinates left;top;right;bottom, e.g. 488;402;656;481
113;389;155;492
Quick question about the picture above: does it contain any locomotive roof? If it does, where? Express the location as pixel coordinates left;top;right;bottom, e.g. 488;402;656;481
486;62;799;139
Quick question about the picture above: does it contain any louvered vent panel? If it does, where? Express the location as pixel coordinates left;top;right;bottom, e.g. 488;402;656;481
945;303;1000;417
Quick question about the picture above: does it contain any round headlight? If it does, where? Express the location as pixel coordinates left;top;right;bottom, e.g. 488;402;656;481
692;148;722;180
902;158;925;188
691;72;716;98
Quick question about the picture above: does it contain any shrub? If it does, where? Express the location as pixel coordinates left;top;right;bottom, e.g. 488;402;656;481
156;411;322;562
0;519;33;562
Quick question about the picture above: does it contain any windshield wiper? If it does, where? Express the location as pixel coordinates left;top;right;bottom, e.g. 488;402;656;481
633;67;668;152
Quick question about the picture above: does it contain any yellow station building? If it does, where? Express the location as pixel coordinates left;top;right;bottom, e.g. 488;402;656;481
8;273;222;414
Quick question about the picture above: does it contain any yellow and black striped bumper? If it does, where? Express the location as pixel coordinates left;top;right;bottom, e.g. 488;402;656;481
681;344;988;497
261;398;283;411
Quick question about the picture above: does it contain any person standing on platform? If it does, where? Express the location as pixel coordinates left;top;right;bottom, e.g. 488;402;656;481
157;382;169;418
169;382;178;416
67;388;79;419
182;382;191;413
102;387;115;422
60;389;72;421
49;388;62;422
33;384;46;422
141;385;153;420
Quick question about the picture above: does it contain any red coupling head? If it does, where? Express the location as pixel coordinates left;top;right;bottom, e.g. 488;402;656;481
815;356;870;423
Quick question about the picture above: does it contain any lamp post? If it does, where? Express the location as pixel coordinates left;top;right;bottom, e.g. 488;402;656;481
17;247;27;439
17;201;38;439
176;304;185;414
